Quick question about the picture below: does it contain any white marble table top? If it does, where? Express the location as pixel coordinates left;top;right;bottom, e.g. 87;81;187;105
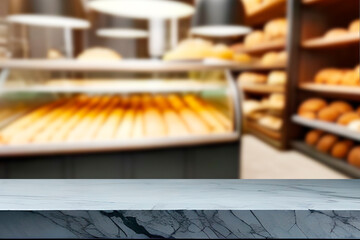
0;179;359;211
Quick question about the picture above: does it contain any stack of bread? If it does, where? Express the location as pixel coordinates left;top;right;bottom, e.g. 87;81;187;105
298;98;360;132
305;129;360;168
238;71;287;85
0;94;233;145
314;64;360;86
243;93;285;131
243;18;287;48
322;19;360;39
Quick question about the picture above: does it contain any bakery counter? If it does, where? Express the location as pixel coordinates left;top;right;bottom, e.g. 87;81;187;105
0;179;359;239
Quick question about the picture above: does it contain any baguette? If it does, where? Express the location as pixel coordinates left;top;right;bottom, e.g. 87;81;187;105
154;95;189;137
143;96;166;138
0;99;66;143
80;97;120;141
183;95;227;133
66;96;112;142
7;99;77;144
114;95;140;140
167;94;210;135
49;96;103;142
95;97;127;141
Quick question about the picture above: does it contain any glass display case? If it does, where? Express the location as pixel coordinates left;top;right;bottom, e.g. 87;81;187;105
0;59;242;179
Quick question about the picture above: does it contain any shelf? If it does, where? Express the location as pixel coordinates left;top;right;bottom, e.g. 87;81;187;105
245;0;286;26
302;0;342;5
299;83;360;96
246;118;282;141
302;33;360;49
0;59;286;72
235;39;286;54
292;141;360;178
240;83;285;94
2;80;227;94
292;115;360;141
0;132;239;157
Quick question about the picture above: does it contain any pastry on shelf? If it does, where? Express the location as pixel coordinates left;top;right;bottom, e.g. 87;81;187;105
77;47;122;61
305;130;324;146
238;72;267;84
242;0;262;14
47;49;64;59
324;28;348;39
262;93;285;110
244;31;265;48
342;70;360;86
243;100;265;116
317;107;341;122
348;147;360;168
331;140;354;159
233;53;254;63
258;115;283;131
337;112;360;126
314;68;343;84
211;44;234;60
298;98;327;116
329;101;354;114
348;19;360;33
316;134;339;153
267;71;287;85
264;18;287;41
260;51;287;65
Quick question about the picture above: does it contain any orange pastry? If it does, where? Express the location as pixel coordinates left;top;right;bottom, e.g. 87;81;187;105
348;147;360;168
316;134;339;153
324;28;348;39
348;19;360;33
298;98;327;113
329;101;354;114
305;130;324;146
331;140;354;159
337;112;360;125
318;107;341;122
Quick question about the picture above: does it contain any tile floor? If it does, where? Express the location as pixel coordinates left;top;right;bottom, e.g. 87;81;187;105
241;135;349;179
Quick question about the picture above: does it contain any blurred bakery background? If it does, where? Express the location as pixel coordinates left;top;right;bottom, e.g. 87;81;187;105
0;0;358;179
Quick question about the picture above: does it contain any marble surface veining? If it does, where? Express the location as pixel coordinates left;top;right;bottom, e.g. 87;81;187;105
0;180;359;239
0;179;359;210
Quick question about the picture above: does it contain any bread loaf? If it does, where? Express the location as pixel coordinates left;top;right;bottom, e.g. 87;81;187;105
316;134;339;153
305;130;324;146
264;18;287;41
348;147;360;168
331;140;354;159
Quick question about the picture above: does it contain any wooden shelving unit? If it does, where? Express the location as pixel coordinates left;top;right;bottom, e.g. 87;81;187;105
292;115;360;142
292;141;360;178
235;39;285;54
302;33;360;49
286;0;360;177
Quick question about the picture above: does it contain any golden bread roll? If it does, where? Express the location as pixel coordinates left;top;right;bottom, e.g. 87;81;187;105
337;112;360;125
341;70;360;86
238;72;267;84
298;98;327;114
318;107;341;122
347;147;360;168
329;101;354;114
299;111;317;120
264;18;287;41
331;140;354;159
260;51;278;65
167;94;210;135
244;31;265;48
316;134;339;153
264;93;285;110
348;19;360;33
47;48;64;59
183;95;227;133
242;0;262;14
77;47;122;61
211;44;233;60
314;68;340;84
163;38;213;61
233;53;253;63
305;130;324;146
258;115;283;131
0;99;66;143
324;28;348;39
267;71;287;85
